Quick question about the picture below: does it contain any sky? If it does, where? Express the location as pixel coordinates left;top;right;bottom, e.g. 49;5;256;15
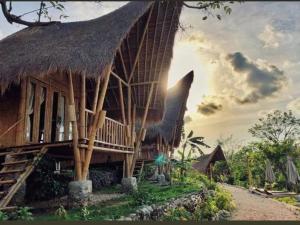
1;1;300;152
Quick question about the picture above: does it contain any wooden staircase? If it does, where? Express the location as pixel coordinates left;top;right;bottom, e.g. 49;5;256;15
133;160;144;182
0;145;48;210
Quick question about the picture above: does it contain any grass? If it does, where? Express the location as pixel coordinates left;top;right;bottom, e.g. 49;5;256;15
34;180;200;221
275;196;297;206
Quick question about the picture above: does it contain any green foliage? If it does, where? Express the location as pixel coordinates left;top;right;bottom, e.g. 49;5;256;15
26;155;72;201
275;196;297;206
16;207;34;221
163;206;192;221
249;110;300;144
130;189;157;206
176;130;209;181
214;186;236;211
0;211;8;221
54;205;68;220
79;206;92;221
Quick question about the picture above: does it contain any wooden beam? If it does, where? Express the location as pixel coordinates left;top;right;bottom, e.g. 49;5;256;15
128;5;154;83
16;79;27;145
130;83;154;174
118;79;126;125
79;73;86;166
153;2;177;106
118;49;128;81
82;65;112;180
92;76;101;113
111;71;129;87
68;70;82;181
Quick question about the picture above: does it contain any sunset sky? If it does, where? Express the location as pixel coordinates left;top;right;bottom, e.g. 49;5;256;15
1;1;300;152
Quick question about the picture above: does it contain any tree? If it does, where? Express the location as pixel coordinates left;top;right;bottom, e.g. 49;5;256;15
249;110;300;144
0;0;241;27
176;130;210;178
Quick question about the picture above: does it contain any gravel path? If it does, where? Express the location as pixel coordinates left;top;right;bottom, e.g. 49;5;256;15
222;184;300;220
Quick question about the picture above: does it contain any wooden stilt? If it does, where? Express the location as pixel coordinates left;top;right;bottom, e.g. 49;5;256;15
79;73;86;165
130;83;154;175
82;66;111;180
68;70;82;181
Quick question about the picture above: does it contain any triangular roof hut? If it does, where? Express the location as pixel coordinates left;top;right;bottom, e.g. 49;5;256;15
192;145;226;174
0;1;184;208
144;71;194;148
0;1;183;122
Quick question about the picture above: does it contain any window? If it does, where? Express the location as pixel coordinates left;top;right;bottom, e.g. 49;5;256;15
25;82;36;142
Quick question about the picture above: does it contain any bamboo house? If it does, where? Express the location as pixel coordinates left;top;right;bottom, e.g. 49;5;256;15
0;1;183;209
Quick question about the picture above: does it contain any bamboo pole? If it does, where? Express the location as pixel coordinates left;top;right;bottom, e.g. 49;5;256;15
130;83;154;174
79;73;86;165
82;66;111;179
92;76;101;113
128;5;154;82
68;70;82;181
118;79;126;125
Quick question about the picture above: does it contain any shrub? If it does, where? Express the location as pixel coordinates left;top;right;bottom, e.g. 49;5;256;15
130;189;157;206
26;155;72;201
276;196;297;206
162;206;192;221
0;211;8;221
80;206;92;221
214;186;235;211
55;205;68;220
16;207;34;221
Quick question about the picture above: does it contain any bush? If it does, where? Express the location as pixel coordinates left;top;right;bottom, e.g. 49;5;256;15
0;211;8;221
130;189;157;206
215;186;235;211
16;207;34;221
55;205;68;220
162;206;192;221
26;155;72;201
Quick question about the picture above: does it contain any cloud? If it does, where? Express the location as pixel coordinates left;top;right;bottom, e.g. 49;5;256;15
184;115;192;124
197;97;223;116
258;24;284;48
225;52;287;104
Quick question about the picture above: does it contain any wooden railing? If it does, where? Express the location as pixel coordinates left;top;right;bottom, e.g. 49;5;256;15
84;110;129;149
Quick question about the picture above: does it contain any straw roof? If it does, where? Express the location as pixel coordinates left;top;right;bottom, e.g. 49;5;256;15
192;145;226;174
0;1;183;121
144;71;194;147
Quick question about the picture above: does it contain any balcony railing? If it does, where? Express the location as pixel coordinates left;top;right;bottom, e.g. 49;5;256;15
84;109;132;150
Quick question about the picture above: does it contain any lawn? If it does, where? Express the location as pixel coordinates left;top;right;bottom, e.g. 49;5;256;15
35;180;200;221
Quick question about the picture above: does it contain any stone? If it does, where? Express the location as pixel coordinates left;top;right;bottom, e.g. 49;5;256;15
157;174;166;185
68;180;92;207
216;210;231;221
121;177;138;193
295;195;300;202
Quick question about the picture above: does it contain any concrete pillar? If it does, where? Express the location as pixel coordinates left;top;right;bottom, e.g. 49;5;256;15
68;180;92;207
121;177;138;193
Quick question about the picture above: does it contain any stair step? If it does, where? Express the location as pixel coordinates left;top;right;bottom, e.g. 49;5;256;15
0;152;10;157
0;206;17;211
2;160;29;166
9;150;41;156
0;169;25;175
0;179;16;185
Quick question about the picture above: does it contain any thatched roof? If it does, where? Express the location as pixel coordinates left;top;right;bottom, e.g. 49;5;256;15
192;145;226;174
0;1;183;121
144;70;194;147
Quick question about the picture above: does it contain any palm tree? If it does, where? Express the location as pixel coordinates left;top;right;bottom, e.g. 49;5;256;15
177;130;210;178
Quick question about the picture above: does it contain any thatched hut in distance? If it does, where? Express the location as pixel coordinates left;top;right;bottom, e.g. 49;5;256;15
0;1;182;209
192;145;227;177
139;71;194;162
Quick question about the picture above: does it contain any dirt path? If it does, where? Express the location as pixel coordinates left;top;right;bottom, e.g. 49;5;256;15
222;184;300;220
